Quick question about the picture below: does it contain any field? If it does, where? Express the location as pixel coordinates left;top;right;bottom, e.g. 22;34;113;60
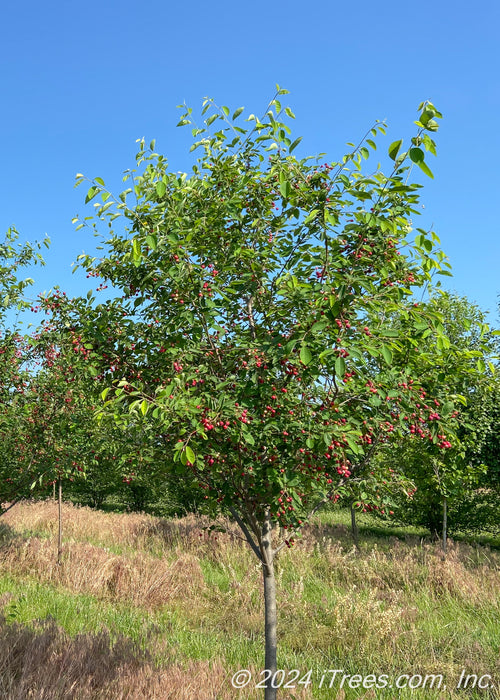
0;501;498;699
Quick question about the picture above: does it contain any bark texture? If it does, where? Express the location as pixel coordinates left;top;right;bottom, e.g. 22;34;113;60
261;511;277;700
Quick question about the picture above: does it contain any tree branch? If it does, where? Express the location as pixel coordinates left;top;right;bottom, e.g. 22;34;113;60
229;506;263;562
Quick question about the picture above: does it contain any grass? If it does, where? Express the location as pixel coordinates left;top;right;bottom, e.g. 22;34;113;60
315;507;500;549
0;500;498;699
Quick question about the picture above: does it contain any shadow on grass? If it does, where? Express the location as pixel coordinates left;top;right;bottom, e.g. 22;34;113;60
0;596;151;699
0;522;20;547
0;594;233;699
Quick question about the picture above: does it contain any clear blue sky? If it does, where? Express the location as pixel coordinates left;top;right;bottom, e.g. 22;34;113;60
1;0;499;323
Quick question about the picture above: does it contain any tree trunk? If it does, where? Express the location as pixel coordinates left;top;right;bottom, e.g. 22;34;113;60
57;479;63;565
350;504;359;548
261;510;277;700
442;496;447;557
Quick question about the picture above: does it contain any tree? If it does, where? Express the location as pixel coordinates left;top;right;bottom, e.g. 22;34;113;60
475;302;500;491
73;90;454;698
376;292;498;543
27;291;172;515
0;228;49;513
457;376;500;535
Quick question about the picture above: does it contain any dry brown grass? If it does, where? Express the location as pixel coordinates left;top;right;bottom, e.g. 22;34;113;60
2;500;249;559
0;536;206;611
291;532;500;605
2;500;193;553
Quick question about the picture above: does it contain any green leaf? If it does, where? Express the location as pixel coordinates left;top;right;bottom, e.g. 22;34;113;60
232;107;244;120
185;446;196;464
409;147;424;164
441;401;454;417
145;234;157;250
85;187;98;204
395;151;408;166
300;346;312;365
388;140;403;161
416;160;434;179
419;109;434;126
140;400;148;416
381;346;393;365
289;137;302;154
335;356;346;378
132;238;141;262
304;210;319;225
346;436;362;455
156;181;167;197
279;177;291;199
310;321;326;332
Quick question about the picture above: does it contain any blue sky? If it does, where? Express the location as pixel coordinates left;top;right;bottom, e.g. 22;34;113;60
1;0;499;323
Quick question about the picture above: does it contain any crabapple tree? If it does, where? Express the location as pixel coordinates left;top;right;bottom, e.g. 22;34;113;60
377;292;498;544
0;228;48;513
73;90;455;698
25;288;169;518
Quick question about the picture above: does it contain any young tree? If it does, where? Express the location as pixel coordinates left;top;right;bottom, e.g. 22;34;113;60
73;90;455;697
0;312;96;559
376;292;498;544
385;292;497;547
0;228;48;513
28;291;170;514
458;376;500;535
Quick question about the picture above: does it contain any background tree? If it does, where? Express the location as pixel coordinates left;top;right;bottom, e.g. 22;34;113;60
72;91;455;698
0;228;48;514
28;291;185;515
375;292;498;541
